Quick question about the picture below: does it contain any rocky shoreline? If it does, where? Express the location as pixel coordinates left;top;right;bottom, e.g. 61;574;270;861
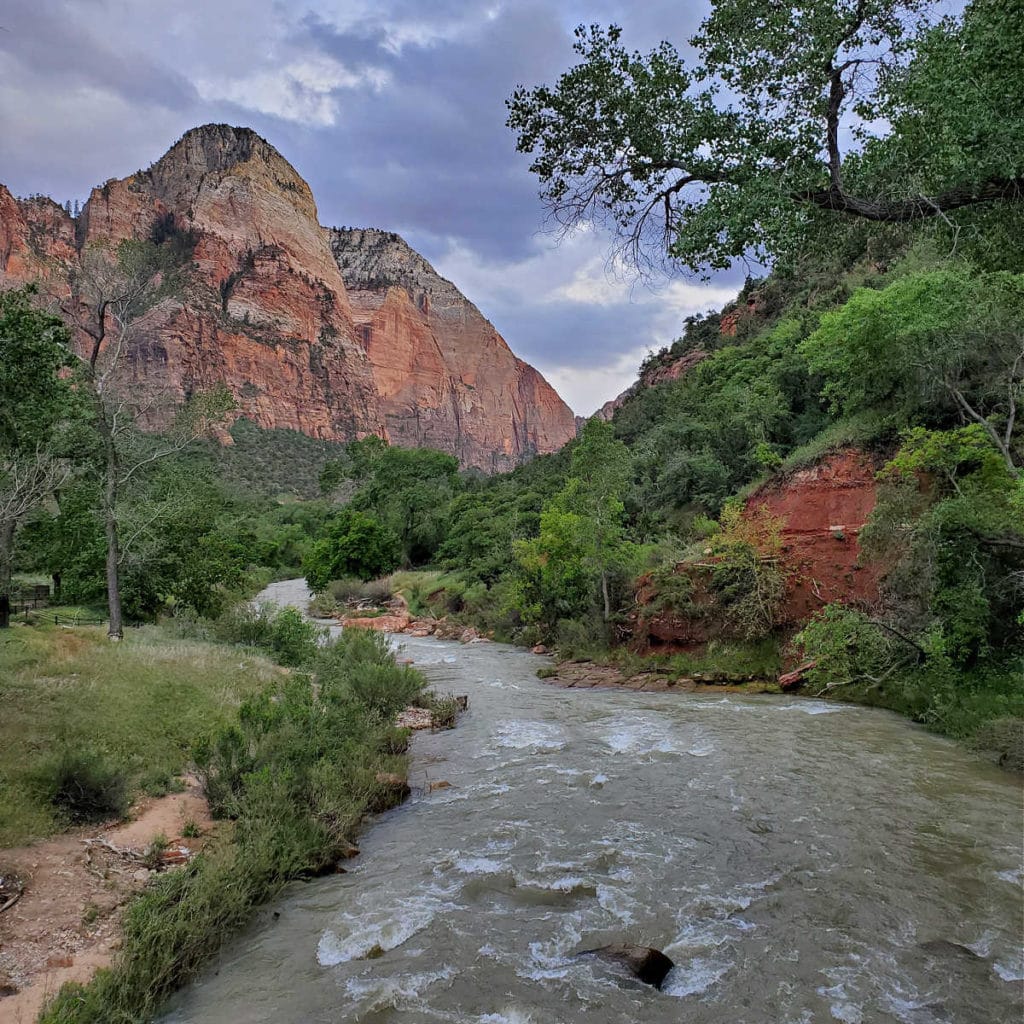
336;601;788;696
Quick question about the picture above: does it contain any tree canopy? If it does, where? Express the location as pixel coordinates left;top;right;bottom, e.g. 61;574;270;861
507;0;1024;274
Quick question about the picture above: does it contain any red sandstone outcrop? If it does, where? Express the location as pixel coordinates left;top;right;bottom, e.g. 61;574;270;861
0;124;575;470
631;448;883;649
745;448;882;620
329;228;576;471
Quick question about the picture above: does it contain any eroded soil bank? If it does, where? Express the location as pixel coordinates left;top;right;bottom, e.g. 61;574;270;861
0;780;213;1024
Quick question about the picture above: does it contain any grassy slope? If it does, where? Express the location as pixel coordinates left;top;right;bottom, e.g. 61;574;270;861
0;621;282;847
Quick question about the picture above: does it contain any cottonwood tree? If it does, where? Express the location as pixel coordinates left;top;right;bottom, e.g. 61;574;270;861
0;287;78;627
507;0;1024;275
60;237;233;638
514;419;634;631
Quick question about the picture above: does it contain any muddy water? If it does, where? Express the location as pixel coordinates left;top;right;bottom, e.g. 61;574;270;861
165;580;1023;1023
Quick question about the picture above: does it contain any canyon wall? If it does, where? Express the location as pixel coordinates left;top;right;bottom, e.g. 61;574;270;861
0;124;576;470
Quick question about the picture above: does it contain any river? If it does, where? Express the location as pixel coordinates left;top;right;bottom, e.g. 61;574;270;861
164;579;1023;1024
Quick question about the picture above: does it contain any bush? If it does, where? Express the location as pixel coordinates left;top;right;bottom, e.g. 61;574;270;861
554;617;607;660
314;629;424;718
33;747;129;825
267;607;322;667
213;602;323;667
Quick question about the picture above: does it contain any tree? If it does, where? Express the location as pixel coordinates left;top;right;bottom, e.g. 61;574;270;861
303;509;401;591
0;287;78;626
513;419;634;632
800;269;1024;474
507;0;1024;275
60;236;233;638
349;445;461;566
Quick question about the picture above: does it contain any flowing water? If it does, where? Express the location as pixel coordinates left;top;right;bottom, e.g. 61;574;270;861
165;580;1023;1024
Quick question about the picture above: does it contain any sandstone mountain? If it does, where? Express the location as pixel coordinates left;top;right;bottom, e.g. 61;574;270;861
0;124;576;471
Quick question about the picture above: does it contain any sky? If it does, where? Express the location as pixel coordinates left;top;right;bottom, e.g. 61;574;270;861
0;0;744;415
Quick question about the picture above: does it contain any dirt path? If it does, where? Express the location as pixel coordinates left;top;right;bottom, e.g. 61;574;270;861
0;779;213;1024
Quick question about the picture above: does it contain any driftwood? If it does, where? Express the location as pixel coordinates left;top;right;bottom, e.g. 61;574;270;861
0;875;25;914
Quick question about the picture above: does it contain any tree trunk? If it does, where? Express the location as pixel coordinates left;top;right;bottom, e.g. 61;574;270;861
97;410;123;640
0;520;14;629
601;570;611;622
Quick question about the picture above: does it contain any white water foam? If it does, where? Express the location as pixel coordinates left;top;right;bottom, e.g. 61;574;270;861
344;966;456;1010
661;957;731;997
317;897;444;965
601;714;680;755
476;1010;536;1024
492;720;566;751
996;866;1024;886
775;701;847;715
455;855;506;874
993;950;1024;982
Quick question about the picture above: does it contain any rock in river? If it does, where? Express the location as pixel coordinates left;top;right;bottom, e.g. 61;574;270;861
577;943;675;989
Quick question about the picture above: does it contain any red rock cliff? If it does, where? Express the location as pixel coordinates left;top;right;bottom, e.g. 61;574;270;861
329;228;576;471
631;448;883;650
0;124;575;470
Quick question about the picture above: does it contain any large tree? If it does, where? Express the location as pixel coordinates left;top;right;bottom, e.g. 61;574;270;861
507;0;1024;275
60;237;232;638
0;287;78;626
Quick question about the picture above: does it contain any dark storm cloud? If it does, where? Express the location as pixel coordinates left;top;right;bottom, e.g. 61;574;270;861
0;0;197;110
293;3;571;259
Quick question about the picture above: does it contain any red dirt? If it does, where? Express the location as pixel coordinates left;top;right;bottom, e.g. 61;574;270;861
747;448;882;623
0;779;213;1023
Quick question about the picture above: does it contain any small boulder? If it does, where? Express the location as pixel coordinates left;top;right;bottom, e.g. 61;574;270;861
532;643;548;655
577;943;675;989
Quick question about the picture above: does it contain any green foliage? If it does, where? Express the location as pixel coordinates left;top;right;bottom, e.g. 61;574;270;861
303;509;401;591
707;503;791;639
861;427;1024;662
0;285;75;451
619;315;831;521
0;622;275;846
31;745;129;825
39;611;423;1023
801;270;1024;446
511;419;638;636
213;602;324;667
507;1;1022;275
349;444;461;566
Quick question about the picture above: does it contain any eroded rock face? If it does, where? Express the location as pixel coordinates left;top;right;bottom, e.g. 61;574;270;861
329;228;577;471
0;124;575;470
629;448;883;650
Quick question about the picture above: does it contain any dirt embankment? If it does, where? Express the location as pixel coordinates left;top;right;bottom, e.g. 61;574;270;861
0;780;213;1024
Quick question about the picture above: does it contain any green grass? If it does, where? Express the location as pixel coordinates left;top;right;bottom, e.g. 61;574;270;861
36;625;424;1024
0;622;282;847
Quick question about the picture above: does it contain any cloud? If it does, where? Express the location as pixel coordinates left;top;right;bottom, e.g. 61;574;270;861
0;0;740;416
196;56;390;127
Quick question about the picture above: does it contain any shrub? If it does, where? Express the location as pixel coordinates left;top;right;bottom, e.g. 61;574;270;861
213;602;323;667
33;747;129;825
267;607;322;667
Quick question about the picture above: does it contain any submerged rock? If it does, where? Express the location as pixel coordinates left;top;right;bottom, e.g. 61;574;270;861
577;943;675;989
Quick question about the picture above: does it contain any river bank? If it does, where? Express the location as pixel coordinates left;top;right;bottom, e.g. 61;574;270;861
0;781;214;1024
0;588;444;1023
